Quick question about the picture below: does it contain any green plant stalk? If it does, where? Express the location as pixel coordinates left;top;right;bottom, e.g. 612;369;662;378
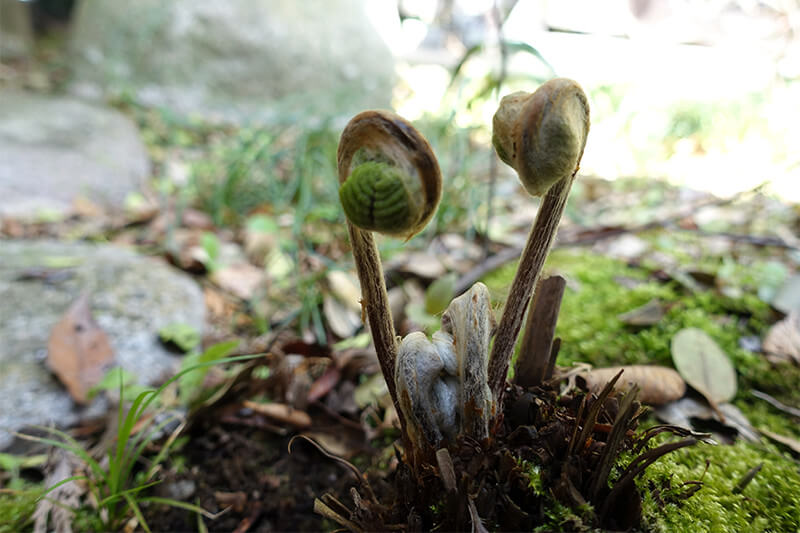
488;173;575;402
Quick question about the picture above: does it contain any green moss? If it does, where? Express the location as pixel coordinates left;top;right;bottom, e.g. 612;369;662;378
484;249;780;397
734;398;800;442
639;441;800;532
486;249;800;531
533;499;593;533
0;485;40;533
518;461;593;532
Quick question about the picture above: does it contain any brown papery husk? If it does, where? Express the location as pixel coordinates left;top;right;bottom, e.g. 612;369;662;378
317;377;702;532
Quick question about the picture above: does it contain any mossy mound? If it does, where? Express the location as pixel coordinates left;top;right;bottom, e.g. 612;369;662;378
484;248;800;531
640;440;800;532
0;486;40;533
484;249;799;404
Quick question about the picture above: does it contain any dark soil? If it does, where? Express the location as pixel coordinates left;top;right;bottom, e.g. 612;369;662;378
142;420;367;532
142;368;701;533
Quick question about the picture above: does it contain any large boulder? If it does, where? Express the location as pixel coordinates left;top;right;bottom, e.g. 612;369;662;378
68;0;397;123
0;0;34;61
0;90;150;217
0;240;205;450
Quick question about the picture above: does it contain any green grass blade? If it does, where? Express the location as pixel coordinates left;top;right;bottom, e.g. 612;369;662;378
448;43;484;89
140;496;220;519
112;390;157;493
110;354;262;496
121;413;183;488
38;475;88;499
122;492;152;533
96;480;161;507
15;430;104;481
140;354;262;415
143;419;186;483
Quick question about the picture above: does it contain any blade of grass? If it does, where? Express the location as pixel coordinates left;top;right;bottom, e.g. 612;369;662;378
96;480;161;507
143;420;187;482
122;491;152;533
37;475;88;499
15;430;104;481
124;413;184;486
113;355;263;497
140;496;224;519
124;353;262;464
111;390;157;495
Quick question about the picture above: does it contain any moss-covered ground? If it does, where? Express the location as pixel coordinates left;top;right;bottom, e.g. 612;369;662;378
484;247;800;532
0;485;39;533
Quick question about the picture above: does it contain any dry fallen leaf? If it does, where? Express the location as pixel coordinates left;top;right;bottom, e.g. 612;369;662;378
163;228;206;273
204;286;236;320
771;274;800;315
326;270;362;312
579;365;686;405
387;251;446;279
671;328;737;409
308;364;342;403
242;400;312;428
71;195;105;218
431;233;483;273
602;234;649;260
302;431;356;459
47;293;114;404
322;295;361;338
215;490;248;513
762;312;800;365
654;397;759;443
617;299;665;327
211;262;266;301
180;208;215;230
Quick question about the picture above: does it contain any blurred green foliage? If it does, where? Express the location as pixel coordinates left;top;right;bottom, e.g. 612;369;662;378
0;485;40;533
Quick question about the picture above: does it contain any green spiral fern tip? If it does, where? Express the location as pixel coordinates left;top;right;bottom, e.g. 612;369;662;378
339;161;412;236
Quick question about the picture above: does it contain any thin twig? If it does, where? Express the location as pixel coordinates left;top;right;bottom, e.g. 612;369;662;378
751;389;800;418
289;434;376;502
680;229;797;250
455;245;523;296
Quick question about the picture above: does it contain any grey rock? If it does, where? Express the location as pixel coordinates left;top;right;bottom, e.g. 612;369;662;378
0;90;149;217
68;0;396;123
0;240;205;450
157;478;196;501
0;0;34;61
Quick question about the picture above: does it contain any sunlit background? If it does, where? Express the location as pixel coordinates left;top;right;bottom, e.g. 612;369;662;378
3;0;799;204
366;0;800;201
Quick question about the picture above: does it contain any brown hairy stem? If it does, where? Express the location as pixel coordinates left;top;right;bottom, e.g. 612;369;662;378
488;172;575;403
346;222;407;436
337;110;443;450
